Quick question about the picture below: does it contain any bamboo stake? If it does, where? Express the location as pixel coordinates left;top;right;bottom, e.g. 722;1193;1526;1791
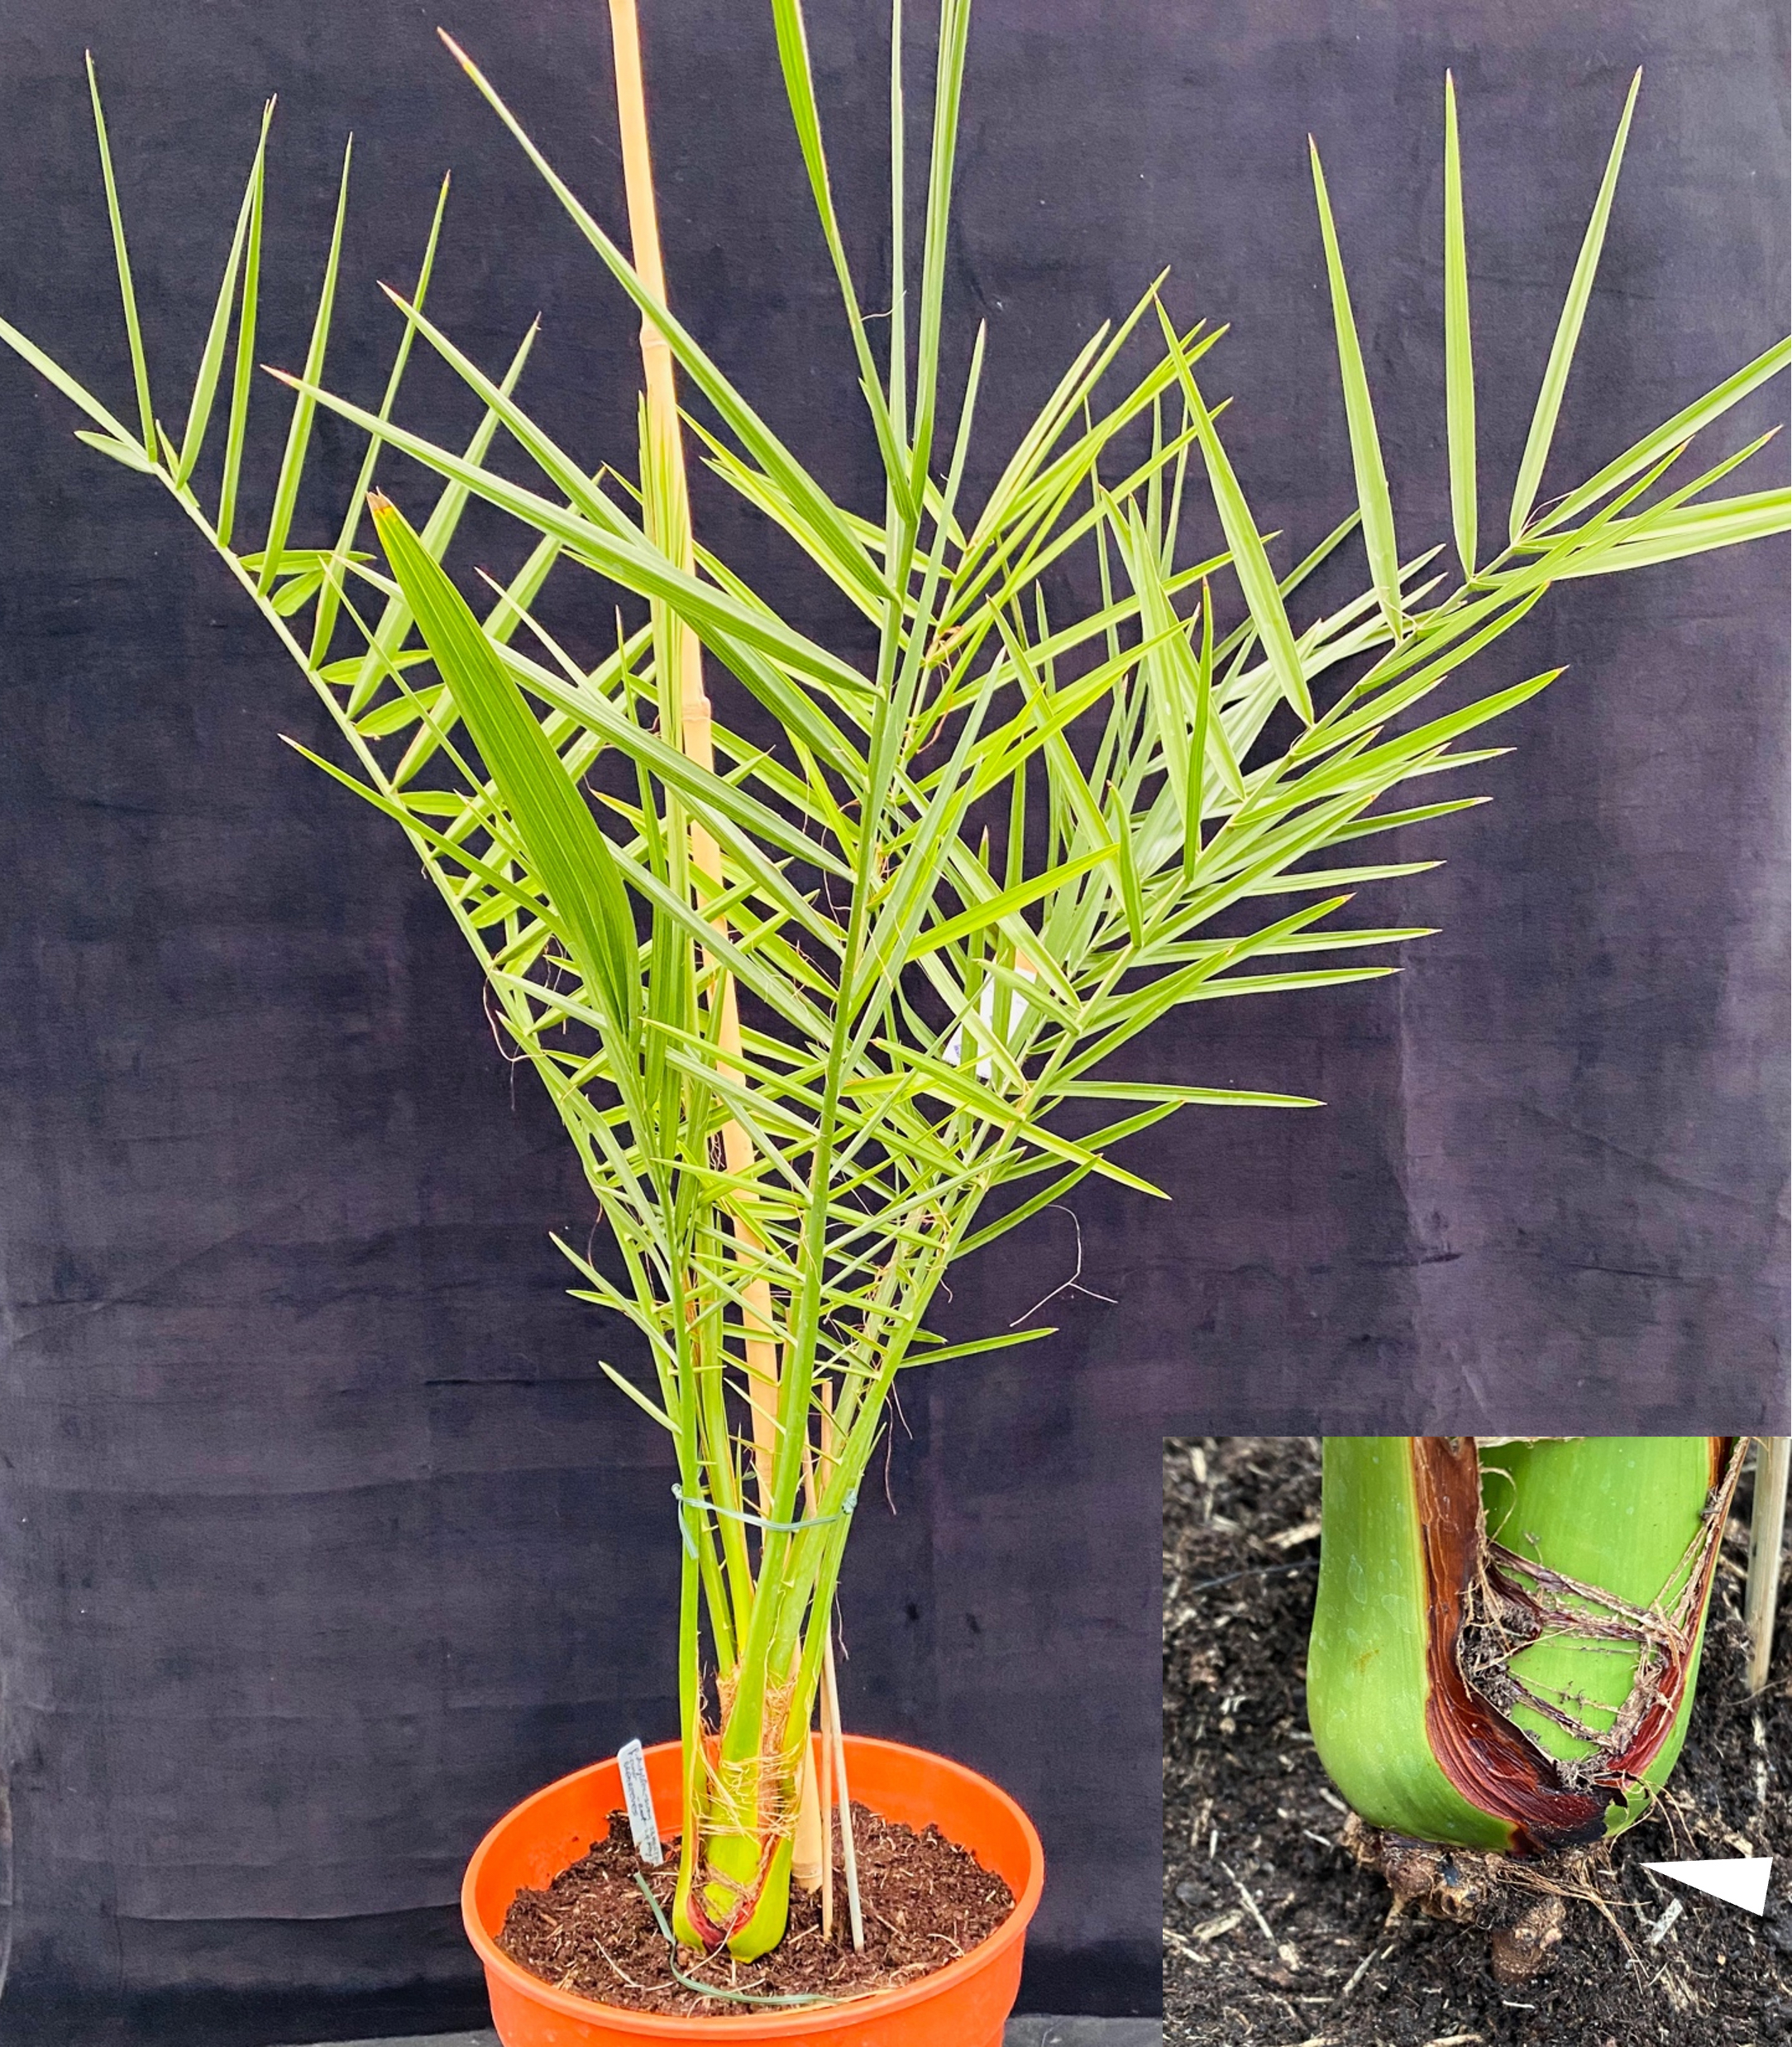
1745;1435;1789;1696
792;1734;826;1897
605;0;781;1519
791;1418;828;1899
608;0;818;1920
819;1718;834;1939
818;1385;864;1951
821;1613;863;1951
789;1424;834;1899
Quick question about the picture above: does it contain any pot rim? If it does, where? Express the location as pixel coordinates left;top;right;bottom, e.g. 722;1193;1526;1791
461;1733;1045;2038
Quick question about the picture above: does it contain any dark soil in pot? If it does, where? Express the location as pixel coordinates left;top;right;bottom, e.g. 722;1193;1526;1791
1163;1435;1792;2046
499;1801;1015;2016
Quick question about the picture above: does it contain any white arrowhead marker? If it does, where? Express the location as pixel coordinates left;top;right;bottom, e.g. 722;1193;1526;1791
1641;1857;1773;1915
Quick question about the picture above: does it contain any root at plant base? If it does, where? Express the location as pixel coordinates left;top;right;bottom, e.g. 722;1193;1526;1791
1343;1811;1585;1984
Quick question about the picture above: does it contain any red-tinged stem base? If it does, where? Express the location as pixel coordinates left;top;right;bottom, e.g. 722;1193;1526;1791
1412;1436;1743;1851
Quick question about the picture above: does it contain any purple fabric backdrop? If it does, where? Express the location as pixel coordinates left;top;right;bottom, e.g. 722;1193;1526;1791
0;0;1784;2039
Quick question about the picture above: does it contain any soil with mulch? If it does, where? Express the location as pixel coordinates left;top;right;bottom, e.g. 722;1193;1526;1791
499;1801;1014;2016
1163;1435;1792;2046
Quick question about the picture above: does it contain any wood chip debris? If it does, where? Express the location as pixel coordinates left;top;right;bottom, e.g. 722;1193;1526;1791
1645;1896;1684;1947
1222;1862;1279;1948
1338;1945;1377;1998
1190;1907;1245;1942
1221;1861;1301;1972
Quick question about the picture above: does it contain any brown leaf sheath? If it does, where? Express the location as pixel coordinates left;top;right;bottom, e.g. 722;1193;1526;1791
1408;1436;1741;1853
1478;1436;1744;1800
1423;1432;1742;1850
1412;1437;1609;1853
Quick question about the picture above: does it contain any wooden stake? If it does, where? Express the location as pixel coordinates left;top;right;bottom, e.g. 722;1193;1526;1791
817;1385;863;1951
607;2;824;1920
792;1729;825;1896
819;1719;835;1939
1745;1436;1789;1696
793;1422;831;1910
822;1619;863;1952
604;0;781;1517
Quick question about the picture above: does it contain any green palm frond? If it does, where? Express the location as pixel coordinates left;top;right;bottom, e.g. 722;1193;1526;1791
5;1;1785;1968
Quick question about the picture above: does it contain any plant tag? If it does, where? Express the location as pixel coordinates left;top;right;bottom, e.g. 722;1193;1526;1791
617;1739;663;1864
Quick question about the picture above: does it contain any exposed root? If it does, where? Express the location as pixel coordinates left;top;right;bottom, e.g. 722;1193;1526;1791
1341;1814;1615;1982
1489;1896;1566;1984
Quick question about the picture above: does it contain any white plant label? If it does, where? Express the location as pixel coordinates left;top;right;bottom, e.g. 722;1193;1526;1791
617;1739;663;1865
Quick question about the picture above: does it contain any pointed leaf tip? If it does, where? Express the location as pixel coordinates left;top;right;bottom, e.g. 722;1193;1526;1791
1508;65;1645;541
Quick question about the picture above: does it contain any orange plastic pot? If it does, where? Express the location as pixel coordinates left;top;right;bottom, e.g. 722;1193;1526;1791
461;1734;1044;2047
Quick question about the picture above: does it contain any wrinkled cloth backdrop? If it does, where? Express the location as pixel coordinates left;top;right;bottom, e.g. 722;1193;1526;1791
0;0;1785;2041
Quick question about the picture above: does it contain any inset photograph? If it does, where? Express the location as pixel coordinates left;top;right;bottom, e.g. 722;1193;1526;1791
1162;1435;1790;2045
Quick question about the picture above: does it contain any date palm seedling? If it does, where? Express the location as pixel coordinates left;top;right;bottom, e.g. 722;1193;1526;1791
6;0;1785;1980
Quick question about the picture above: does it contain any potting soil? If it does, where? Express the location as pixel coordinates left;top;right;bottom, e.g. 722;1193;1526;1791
499;1801;1014;2016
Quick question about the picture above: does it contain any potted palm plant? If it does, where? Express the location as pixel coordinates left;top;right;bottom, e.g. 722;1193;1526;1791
5;0;1785;2035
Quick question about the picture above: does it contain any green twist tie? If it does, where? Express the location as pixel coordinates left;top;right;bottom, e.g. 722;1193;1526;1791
672;1482;858;1559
